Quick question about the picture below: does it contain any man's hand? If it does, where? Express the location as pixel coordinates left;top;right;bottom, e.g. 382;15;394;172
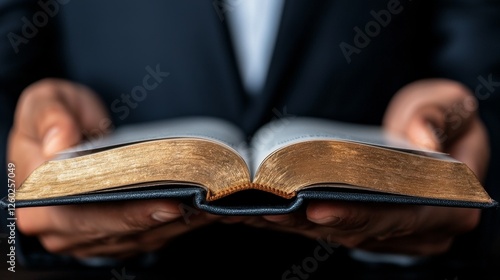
9;78;218;259
242;78;489;256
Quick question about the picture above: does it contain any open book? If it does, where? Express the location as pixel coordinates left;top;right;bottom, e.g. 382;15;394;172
4;116;496;214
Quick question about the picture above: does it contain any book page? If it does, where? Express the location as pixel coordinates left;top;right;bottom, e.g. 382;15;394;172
250;117;455;175
58;116;250;165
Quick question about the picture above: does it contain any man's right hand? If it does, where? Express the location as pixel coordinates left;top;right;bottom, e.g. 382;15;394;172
8;78;218;259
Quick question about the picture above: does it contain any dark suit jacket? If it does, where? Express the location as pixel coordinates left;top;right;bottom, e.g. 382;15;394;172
1;0;499;278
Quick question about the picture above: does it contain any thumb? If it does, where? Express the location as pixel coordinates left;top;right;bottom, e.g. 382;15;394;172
13;79;111;158
385;104;445;152
405;116;443;152
40;105;83;157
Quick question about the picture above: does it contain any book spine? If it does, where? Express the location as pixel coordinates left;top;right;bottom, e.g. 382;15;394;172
207;183;295;201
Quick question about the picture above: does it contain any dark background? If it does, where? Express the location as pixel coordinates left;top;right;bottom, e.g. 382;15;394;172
1;0;500;279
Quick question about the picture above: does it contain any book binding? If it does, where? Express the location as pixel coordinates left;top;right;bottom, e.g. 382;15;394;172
2;187;497;215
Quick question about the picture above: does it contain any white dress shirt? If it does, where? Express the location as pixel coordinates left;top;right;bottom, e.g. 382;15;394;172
226;0;285;95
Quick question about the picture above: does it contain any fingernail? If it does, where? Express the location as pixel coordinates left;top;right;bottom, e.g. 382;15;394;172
151;211;181;223
43;127;61;155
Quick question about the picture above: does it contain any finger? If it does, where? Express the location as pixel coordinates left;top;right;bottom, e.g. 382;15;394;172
37;207;217;256
307;201;362;229
41;233;142;257
383;79;478;152
262;214;296;226
69;216;214;259
16;199;184;237
11;95;81;159
445;117;490;181
386;104;445;151
308;201;480;246
135;212;219;246
306;201;424;236
303;202;407;248
404;111;443;151
39;102;82;157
